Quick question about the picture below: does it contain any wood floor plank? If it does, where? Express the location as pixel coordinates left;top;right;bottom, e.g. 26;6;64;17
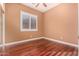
0;39;78;56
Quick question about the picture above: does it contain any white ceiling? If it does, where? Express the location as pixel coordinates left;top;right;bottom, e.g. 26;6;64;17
23;3;60;13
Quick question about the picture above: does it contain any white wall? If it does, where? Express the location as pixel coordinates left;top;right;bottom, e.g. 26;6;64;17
0;4;5;45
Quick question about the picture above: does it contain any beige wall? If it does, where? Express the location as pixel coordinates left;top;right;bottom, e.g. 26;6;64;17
0;4;3;44
5;3;78;45
44;3;78;44
5;3;43;43
0;5;2;44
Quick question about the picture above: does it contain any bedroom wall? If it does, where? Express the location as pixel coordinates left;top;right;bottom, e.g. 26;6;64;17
0;4;3;45
5;3;43;43
78;4;79;37
44;3;78;44
5;3;78;45
0;5;2;44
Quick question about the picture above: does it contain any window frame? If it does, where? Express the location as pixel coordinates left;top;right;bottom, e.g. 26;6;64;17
20;11;38;32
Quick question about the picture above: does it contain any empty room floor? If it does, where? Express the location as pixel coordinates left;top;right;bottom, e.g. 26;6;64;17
0;39;78;56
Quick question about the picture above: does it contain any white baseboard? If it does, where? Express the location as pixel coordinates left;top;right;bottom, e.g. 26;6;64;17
0;37;78;48
43;37;78;48
0;37;43;47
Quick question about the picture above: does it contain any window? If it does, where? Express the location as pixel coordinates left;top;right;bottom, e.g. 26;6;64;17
20;11;38;31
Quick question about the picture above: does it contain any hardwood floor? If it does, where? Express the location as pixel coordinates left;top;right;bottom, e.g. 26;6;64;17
0;39;78;56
